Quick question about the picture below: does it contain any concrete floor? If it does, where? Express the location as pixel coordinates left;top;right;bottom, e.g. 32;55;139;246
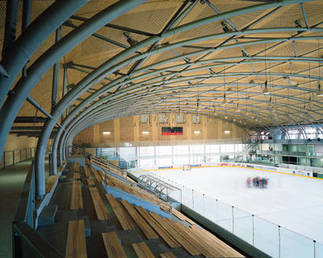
0;160;32;258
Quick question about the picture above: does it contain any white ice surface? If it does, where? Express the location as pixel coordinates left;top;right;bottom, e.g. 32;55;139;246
139;166;323;257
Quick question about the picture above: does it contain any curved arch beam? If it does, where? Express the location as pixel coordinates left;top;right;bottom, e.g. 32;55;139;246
0;0;88;107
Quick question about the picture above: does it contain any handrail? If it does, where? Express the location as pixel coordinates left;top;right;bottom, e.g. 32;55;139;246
1;147;36;169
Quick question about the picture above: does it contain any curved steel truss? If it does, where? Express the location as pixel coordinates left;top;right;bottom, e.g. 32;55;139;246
0;0;322;197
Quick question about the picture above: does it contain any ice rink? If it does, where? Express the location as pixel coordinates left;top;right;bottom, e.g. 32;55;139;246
137;166;323;257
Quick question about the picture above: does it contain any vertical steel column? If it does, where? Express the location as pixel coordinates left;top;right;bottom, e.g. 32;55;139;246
2;0;18;58
51;27;62;113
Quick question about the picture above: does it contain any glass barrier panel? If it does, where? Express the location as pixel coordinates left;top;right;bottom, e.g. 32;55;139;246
182;186;193;208
233;207;253;244
254;216;279;257
192;190;204;214
316;241;323;258
280;227;314;258
210;199;232;232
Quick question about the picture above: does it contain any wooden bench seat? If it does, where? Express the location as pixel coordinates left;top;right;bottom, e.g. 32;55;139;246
190;224;244;257
171;220;214;257
74;172;80;180
74;162;80;173
89;187;109;220
120;200;158;240
65;220;87;258
90;167;103;183
86;178;95;186
135;206;179;248
105;194;135;230
104;173;171;212
102;231;126;258
90;157;126;178
132;242;155;258
160;252;176;258
149;213;200;256
171;208;196;226
70;181;83;210
84;166;91;177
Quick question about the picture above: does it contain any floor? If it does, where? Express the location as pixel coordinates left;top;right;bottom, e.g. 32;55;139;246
137;166;323;258
0;160;32;258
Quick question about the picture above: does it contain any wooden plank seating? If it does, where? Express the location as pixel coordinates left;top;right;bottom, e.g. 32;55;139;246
105;194;135;230
149;212;200;256
74;162;80;173
120;200;158;240
84;166;91;177
86;178;95;186
65;220;87;258
70;181;83;210
89;187;109;220
90;156;126;178
171;208;196;226
190;224;244;257
90;167;103;183
160;252;176;258
102;231;126;258
104;173;171;212
74;172;80;180
135;206;180;248
171;220;214;257
132;242;155;258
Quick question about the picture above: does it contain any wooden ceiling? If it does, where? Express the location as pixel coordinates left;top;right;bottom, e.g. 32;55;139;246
1;0;323;134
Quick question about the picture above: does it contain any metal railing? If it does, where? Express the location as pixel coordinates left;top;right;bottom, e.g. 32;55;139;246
0;147;36;169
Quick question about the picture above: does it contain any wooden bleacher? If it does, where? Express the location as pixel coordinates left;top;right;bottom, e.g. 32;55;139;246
90;155;126;178
101;169;171;212
120;200;158;240
88;187;109;220
160;252;176;258
44;156;245;258
132;241;155;258
83;166;91;177
105;194;136;230
171;208;196;226
102;232;126;258
136;206;180;248
65;220;87;258
74;172;80;180
149;212;200;256
70;181;83;210
89;166;103;183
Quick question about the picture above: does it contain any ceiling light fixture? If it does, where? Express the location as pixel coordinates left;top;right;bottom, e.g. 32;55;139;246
102;131;111;135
